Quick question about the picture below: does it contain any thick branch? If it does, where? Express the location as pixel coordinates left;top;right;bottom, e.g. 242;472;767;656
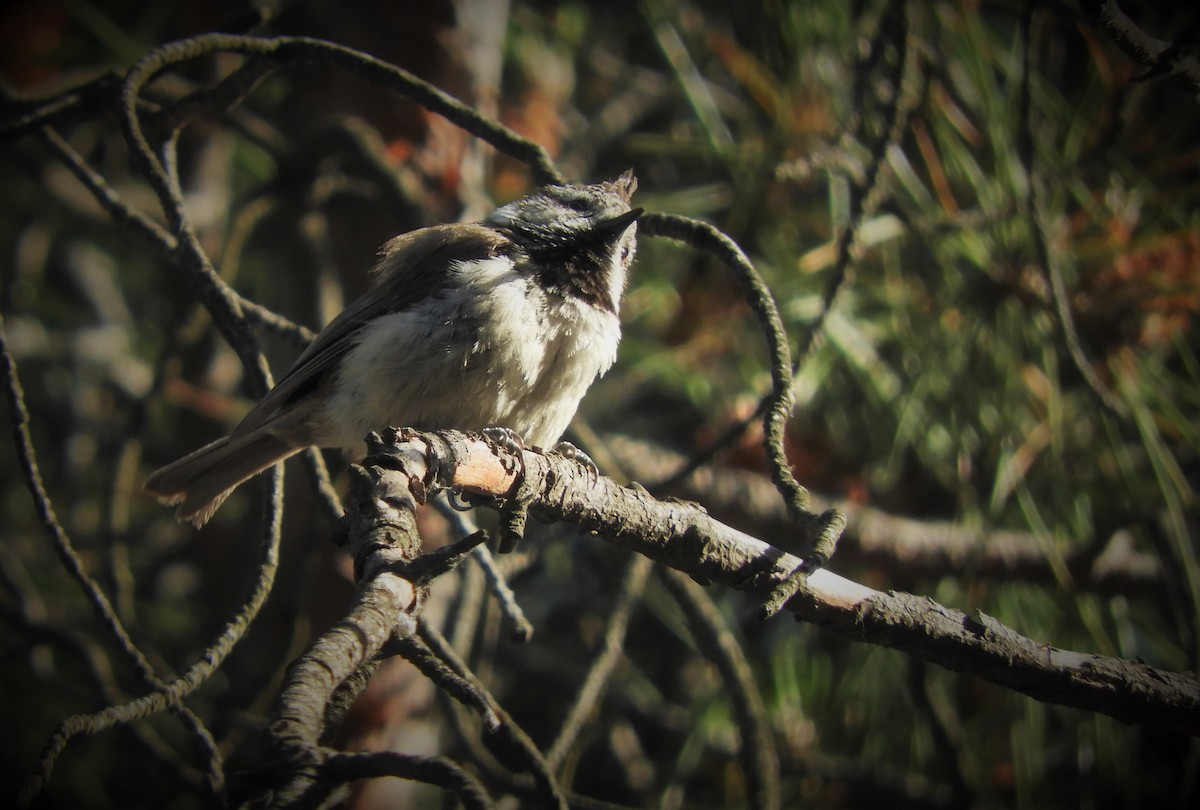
368;429;1200;736
249;459;565;808
603;434;1164;596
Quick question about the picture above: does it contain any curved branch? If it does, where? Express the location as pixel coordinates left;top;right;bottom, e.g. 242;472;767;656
641;213;841;557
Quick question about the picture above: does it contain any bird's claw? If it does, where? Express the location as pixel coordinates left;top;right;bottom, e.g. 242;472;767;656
482;427;527;475
552;440;600;480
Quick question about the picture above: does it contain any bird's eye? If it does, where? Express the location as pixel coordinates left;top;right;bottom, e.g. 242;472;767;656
620;245;632;261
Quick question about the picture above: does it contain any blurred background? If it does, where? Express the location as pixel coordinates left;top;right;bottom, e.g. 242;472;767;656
2;0;1198;807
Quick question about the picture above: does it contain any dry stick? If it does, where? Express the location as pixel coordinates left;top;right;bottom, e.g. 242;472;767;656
15;468;284;807
606;434;1164;596
115;33;564;187
147;54;277;135
545;554;654;772
263;462;424;807
300;446;345;523
389;631;502;732
268;572;422;806
436;498;534;642
258;459;560;808
659;569;780;810
373;430;1200;735
2;314;247;804
0;70;124;140
323;751;493;810
38;126;178;253
42;125;319;352
119;40;276;398
639;215;819;528
418;621;567;809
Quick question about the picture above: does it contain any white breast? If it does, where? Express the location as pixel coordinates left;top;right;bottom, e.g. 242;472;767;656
316;256;621;450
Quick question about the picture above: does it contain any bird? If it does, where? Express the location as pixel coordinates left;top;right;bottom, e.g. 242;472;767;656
145;172;641;526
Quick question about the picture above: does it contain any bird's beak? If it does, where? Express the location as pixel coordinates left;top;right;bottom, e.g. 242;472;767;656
596;207;644;236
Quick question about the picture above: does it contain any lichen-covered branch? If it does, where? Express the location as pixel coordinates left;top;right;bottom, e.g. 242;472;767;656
242;450;569;808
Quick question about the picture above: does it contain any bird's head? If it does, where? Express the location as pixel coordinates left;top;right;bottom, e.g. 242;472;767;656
485;171;642;312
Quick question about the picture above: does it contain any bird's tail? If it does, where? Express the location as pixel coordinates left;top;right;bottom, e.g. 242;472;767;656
144;430;302;527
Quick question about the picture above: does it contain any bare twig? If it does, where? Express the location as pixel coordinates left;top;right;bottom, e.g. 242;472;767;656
418;621;566;808
1081;0;1200;95
3;312;254;805
435;498;534;642
324;750;493;809
659;569;780;810
545;554;653;771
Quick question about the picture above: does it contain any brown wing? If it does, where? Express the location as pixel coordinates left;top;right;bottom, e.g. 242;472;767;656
231;222;510;438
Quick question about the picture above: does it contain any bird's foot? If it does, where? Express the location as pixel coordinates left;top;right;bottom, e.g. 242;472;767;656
552;440;600;481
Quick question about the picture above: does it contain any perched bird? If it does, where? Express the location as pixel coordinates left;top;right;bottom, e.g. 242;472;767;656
146;172;641;526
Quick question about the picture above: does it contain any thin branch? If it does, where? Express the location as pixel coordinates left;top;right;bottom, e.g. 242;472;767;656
389;630;502;732
545;554;653;771
119;37;276;398
36;126;178;255
640;214;838;552
659;569;780;810
2;312;238;804
0;70;124;141
148;56;278;135
248;455;565;808
324;750;493;809
16;464;284;807
418;621;566;808
1081;0;1200;95
435;498;533;641
115;33;563;186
